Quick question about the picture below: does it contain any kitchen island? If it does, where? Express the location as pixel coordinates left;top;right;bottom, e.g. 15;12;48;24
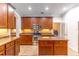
38;37;68;55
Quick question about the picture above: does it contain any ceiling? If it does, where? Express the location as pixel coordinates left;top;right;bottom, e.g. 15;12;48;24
11;3;79;17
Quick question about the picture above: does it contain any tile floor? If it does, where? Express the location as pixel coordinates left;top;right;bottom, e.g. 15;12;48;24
19;45;79;56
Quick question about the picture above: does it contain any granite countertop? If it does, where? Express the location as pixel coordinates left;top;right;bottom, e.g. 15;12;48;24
20;32;53;35
0;36;19;46
39;37;68;40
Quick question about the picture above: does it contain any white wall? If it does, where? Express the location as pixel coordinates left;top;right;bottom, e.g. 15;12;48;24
53;17;63;23
63;6;79;52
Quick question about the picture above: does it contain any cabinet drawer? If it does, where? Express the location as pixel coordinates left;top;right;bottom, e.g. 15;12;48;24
0;45;5;52
39;40;53;46
6;41;14;49
54;40;67;46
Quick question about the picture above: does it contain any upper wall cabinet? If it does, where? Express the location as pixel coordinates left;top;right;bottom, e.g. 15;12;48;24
7;4;16;29
0;4;7;28
41;17;52;29
0;3;16;29
21;17;52;29
31;17;52;29
31;17;41;26
21;17;32;29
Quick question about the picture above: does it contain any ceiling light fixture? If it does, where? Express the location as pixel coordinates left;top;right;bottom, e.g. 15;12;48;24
45;7;49;11
63;7;66;10
28;6;32;11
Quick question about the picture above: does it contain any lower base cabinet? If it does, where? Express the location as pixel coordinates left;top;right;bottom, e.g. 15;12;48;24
39;40;68;55
20;35;32;45
0;51;5;55
5;41;15;56
14;39;20;55
39;46;53;55
54;40;67;55
0;45;5;56
6;45;15;56
0;38;20;56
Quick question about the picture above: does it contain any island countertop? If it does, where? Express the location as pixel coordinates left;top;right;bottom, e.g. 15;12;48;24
38;37;68;41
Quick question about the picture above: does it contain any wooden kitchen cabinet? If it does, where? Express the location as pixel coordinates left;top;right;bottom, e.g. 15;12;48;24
21;17;52;29
41;17;52;29
14;39;20;55
0;51;5;56
39;40;54;55
31;17;41;25
22;17;32;29
5;41;15;56
0;45;5;56
54;40;67;55
20;35;32;45
39;46;53;55
0;38;20;56
7;4;15;29
0;4;16;29
0;4;7;28
39;40;68;55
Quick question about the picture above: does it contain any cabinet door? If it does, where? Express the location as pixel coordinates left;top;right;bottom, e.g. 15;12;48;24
6;45;15;56
39;46;53;55
12;17;16;29
14;39;20;55
31;17;41;24
0;45;5;56
0;4;7;28
6;41;15;56
0;51;5;56
22;17;32;29
7;5;15;29
20;35;32;45
39;40;54;55
54;41;68;55
41;17;52;29
31;17;37;25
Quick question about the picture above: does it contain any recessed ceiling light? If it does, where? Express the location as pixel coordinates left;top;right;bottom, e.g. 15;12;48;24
28;6;32;11
45;7;49;11
63;7;66;10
